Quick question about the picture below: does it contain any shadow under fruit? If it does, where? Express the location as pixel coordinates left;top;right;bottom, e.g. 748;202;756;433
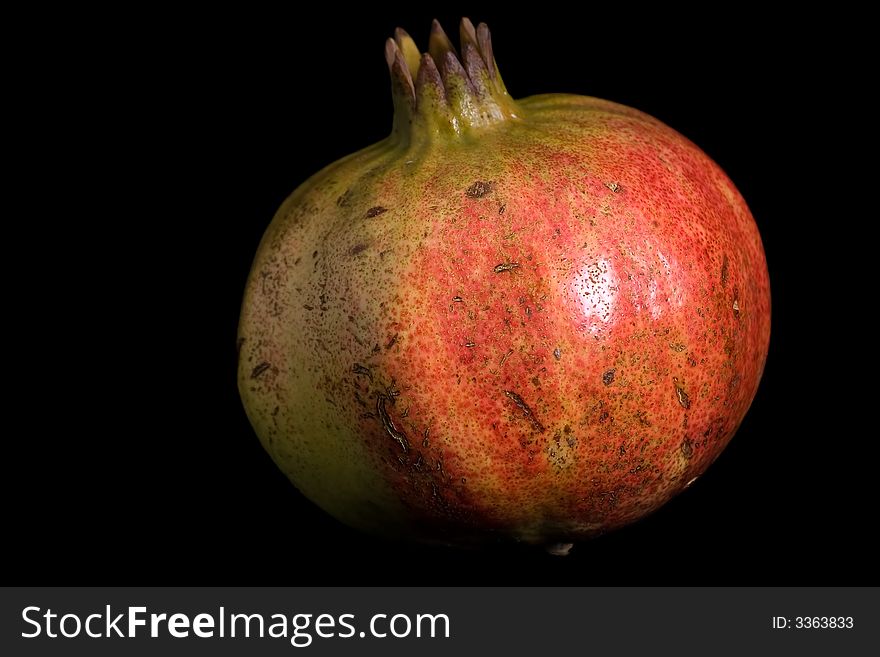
237;18;770;553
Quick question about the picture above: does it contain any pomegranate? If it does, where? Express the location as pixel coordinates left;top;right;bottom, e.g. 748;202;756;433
237;18;770;551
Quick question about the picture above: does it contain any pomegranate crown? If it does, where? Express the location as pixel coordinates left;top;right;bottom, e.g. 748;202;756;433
385;18;520;140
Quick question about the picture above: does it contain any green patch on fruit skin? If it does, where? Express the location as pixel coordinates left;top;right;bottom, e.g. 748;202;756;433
237;18;770;546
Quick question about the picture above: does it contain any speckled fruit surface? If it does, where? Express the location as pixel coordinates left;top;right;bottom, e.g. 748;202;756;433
237;19;770;549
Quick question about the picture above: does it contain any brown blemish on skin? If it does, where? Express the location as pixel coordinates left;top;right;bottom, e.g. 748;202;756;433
376;394;409;452
352;363;373;381
721;253;730;288
602;369;616;385
729;373;741;391
385;333;399;350
498;203;506;214
553;347;561;361
466;181;494;198
465;340;476;348
251;362;271;379
366;206;388;218
673;377;691;409
500;349;513;366
724;337;736;356
604;181;621;193
452;296;463;302
597;489;619;507
493;262;520;273
347;243;369;257
504;390;545;432
681;438;694;459
386;379;401;400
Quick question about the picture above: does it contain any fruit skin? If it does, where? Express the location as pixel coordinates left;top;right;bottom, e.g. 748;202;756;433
238;20;770;547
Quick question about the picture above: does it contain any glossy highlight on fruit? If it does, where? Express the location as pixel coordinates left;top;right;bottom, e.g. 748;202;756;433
237;18;770;550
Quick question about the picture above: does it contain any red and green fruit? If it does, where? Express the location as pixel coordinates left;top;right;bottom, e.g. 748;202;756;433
238;19;771;551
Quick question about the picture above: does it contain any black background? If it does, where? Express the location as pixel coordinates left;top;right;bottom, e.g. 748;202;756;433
11;5;873;584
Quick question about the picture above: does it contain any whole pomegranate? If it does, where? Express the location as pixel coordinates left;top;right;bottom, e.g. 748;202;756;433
238;18;770;552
